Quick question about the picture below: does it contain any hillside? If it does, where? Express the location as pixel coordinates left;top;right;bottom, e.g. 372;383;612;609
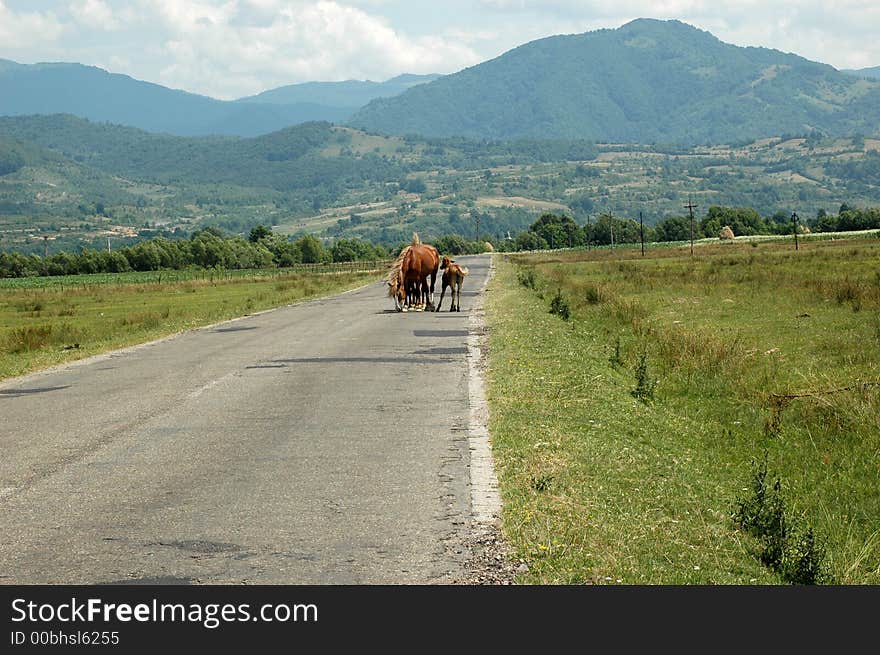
236;74;441;107
843;66;880;80
349;18;880;144
0;59;428;137
2;115;879;255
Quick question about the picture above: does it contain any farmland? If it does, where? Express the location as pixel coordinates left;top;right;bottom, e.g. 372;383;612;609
2;115;880;255
0;266;383;381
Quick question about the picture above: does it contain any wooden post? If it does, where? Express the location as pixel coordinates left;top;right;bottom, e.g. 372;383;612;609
639;211;645;257
684;197;698;257
609;211;614;252
792;211;799;251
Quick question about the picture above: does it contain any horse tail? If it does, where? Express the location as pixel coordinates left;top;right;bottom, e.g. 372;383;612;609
411;232;421;247
460;266;469;276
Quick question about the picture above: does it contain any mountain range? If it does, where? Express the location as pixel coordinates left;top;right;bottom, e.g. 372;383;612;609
0;58;437;137
1;19;878;146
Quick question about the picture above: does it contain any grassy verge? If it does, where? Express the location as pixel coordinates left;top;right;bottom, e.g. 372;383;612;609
485;237;880;584
0;268;381;381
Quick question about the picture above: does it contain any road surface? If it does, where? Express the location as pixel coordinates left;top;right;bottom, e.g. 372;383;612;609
0;255;495;584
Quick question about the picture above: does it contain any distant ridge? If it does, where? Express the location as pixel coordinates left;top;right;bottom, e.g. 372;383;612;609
236;73;441;107
842;66;880;80
0;59;438;137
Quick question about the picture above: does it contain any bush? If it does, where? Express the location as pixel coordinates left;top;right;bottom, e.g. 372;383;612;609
549;289;570;320
585;284;602;305
733;454;828;584
517;268;537;289
631;350;656;401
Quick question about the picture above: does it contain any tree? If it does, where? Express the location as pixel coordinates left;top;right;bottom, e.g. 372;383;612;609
590;214;641;245
248;224;272;243
528;213;583;249
295;234;329;264
701;206;767;237
654;215;691;241
514;231;548;251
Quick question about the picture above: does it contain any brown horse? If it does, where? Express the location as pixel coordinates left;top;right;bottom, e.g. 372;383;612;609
436;256;469;312
386;233;440;312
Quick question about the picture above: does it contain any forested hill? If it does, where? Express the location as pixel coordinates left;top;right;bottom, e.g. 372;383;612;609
349;18;880;145
0;115;403;191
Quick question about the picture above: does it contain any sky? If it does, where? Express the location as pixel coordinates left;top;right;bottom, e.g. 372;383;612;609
1;0;878;100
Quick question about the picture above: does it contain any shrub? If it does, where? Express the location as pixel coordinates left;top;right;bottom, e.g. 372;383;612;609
609;336;624;367
585;284;602;305
733;454;828;584
517;268;537;289
549;289;571;320
631;350;656;401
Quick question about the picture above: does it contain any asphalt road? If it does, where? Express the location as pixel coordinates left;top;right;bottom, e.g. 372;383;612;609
0;255;492;584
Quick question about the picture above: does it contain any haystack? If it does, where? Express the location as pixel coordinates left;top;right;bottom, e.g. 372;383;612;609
719;225;735;240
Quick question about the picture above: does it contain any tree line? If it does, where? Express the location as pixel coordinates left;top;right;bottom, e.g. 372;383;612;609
0;227;388;278
3;204;878;278
490;204;880;252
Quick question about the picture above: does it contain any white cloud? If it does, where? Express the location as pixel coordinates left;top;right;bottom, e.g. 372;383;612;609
143;0;481;98
0;1;65;50
0;1;878;99
69;0;121;30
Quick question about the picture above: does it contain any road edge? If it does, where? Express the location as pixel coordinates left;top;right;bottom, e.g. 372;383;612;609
454;253;520;584
467;257;501;525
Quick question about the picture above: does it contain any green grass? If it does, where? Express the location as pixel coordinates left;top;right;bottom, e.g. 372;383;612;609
486;236;880;584
0;268;382;381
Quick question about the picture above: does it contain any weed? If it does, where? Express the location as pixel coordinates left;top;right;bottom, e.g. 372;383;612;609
733;454;827;584
631;350;657;401
549;289;571;320
609;336;624;367
782;526;827;584
5;325;55;352
585;284;603;305
532;474;553;492
517;268;537;289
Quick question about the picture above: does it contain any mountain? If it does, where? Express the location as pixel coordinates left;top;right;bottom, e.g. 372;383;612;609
0;59;433;137
236;73;441;107
842;66;880;80
349;18;880;144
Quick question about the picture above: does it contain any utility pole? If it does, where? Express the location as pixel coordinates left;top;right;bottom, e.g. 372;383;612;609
43;235;49;259
684;196;698;257
107;236;111;253
609;211;614;253
639;210;645;257
791;211;799;251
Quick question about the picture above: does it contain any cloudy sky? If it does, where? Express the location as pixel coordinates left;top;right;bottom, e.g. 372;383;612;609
1;1;878;100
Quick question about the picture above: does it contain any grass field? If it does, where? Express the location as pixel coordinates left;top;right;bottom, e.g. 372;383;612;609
0;267;383;381
486;236;880;584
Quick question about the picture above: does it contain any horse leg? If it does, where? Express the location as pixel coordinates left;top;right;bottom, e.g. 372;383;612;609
436;281;447;312
428;271;437;311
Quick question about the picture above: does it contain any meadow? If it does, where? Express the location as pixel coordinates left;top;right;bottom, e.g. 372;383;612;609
486;236;880;583
0;267;383;381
